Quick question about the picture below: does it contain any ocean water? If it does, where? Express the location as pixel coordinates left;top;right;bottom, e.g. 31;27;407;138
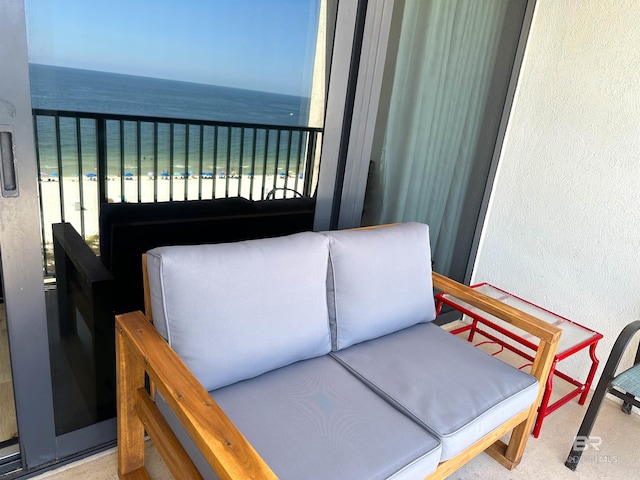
29;64;313;176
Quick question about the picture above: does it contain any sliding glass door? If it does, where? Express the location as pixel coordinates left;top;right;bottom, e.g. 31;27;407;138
25;0;334;445
363;0;530;282
0;0;357;474
334;0;533;283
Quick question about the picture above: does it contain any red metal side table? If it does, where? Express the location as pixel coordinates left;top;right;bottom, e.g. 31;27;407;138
435;283;603;438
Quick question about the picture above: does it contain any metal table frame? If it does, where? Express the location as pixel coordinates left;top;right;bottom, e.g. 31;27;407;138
436;283;603;438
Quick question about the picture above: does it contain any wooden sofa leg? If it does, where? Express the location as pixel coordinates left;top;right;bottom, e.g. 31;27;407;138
483;404;537;471
504;415;534;468
116;324;148;479
504;338;558;468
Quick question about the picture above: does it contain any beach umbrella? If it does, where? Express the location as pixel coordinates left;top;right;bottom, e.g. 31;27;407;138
85;173;97;179
124;172;134;180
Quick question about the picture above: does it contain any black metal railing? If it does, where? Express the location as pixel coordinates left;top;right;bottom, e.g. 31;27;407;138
34;109;322;274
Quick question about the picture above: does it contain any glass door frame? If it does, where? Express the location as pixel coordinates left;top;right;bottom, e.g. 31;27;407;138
1;0;363;474
0;1;57;471
314;0;399;232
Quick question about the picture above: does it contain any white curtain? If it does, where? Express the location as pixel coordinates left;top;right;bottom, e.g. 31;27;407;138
364;0;509;275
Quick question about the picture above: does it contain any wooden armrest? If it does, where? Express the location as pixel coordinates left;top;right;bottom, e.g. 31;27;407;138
116;311;277;480
432;272;561;345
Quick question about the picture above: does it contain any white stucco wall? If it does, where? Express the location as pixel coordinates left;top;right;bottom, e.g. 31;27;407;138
472;0;640;383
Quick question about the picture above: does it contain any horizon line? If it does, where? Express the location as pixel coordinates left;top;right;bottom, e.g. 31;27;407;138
28;62;310;99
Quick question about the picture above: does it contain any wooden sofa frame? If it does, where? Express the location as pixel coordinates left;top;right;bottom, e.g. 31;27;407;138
116;257;561;480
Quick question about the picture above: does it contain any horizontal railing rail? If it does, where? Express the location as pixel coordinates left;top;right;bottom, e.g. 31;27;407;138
34;109;322;275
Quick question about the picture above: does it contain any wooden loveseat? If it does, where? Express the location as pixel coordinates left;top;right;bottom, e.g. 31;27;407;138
116;223;561;479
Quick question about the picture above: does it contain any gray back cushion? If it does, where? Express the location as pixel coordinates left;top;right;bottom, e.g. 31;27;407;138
322;223;436;350
146;232;332;391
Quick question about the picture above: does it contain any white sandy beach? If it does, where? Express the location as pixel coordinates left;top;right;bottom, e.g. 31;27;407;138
38;173;309;243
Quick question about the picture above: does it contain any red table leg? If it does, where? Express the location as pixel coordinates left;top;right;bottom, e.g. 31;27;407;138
580;342;600;405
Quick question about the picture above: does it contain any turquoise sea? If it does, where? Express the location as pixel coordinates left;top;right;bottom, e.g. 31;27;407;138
29;64;312;177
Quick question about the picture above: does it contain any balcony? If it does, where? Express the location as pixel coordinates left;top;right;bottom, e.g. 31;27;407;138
33;109;322;275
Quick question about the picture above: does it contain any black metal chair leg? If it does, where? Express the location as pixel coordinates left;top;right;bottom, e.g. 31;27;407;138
624;340;640;414
565;370;611;470
565;320;640;471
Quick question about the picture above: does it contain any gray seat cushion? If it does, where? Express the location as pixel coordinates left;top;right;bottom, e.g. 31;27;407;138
332;323;539;461
146;232;332;391
157;355;442;480
322;223;436;350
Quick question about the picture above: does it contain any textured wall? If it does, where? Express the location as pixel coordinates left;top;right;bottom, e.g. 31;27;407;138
472;0;640;383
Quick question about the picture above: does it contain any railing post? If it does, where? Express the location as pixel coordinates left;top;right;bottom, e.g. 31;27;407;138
33;115;52;275
75;118;86;237
96;118;108;205
304;131;318;196
55;116;66;221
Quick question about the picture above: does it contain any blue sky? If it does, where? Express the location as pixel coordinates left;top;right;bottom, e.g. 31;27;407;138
25;0;320;96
